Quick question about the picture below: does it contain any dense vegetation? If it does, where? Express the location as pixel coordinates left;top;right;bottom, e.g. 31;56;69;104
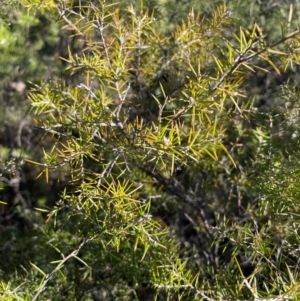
2;0;300;300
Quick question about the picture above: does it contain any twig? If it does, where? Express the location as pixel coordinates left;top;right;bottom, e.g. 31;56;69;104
212;28;300;92
31;236;94;301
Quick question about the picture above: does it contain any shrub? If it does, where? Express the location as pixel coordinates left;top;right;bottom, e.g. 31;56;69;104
2;1;300;300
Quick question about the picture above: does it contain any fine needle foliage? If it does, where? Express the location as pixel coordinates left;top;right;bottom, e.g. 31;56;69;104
3;0;300;300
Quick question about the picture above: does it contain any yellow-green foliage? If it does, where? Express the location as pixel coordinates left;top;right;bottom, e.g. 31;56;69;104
5;1;300;300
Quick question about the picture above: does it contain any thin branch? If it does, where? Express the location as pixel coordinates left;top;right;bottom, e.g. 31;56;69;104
212;28;300;92
31;235;95;301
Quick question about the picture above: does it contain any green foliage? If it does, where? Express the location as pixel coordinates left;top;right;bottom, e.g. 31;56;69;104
2;0;300;300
